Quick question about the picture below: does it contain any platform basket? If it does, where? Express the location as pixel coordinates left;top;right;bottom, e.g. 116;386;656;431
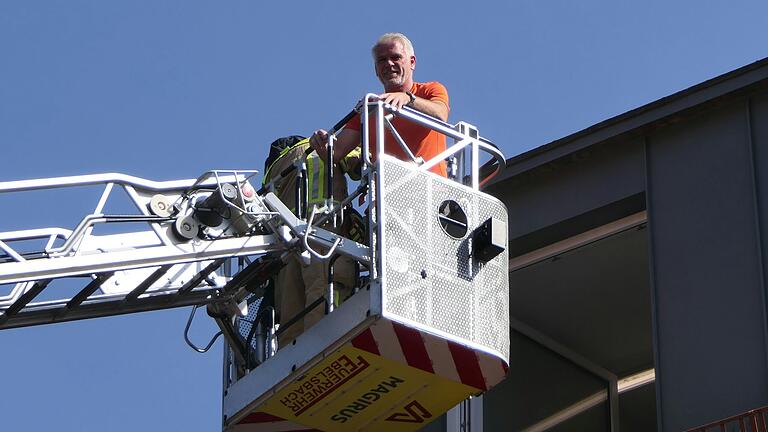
377;155;509;362
223;157;509;432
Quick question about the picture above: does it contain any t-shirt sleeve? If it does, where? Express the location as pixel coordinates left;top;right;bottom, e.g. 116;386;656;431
344;113;361;132
420;82;450;111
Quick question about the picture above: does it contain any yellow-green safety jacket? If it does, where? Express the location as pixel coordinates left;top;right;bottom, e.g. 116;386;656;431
262;138;361;217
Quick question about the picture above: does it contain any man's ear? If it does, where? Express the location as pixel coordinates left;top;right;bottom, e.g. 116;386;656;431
410;55;416;70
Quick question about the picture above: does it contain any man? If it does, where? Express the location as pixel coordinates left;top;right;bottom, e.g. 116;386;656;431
263;137;360;348
310;33;450;176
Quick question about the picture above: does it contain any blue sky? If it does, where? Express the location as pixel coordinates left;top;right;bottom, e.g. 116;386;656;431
1;1;767;430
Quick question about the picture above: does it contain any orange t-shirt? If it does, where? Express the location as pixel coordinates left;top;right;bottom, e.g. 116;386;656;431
346;81;450;176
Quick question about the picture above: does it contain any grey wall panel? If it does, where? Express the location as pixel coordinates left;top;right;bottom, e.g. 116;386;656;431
646;101;768;430
749;91;768;375
486;138;645;241
509;226;653;376
484;330;610;432
619;384;657;432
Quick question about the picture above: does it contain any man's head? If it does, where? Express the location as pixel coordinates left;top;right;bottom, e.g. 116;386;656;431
372;33;416;92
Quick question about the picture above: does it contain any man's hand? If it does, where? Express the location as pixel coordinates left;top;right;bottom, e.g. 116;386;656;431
309;128;361;164
309;129;329;157
375;92;449;121
378;92;411;110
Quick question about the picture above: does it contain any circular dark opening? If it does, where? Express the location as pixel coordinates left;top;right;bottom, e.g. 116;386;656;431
438;200;468;239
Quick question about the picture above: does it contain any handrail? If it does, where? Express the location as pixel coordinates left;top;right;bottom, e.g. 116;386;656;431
0;172;244;194
184;304;223;353
356;94;505;190
47;214;173;257
0;228;72;242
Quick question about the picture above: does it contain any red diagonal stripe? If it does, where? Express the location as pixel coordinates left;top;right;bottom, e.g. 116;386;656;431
238;412;321;430
392;322;434;373
448;341;487;391
351;328;380;355
239;412;284;424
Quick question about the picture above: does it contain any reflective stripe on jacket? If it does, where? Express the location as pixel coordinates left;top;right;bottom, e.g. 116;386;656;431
263;139;360;214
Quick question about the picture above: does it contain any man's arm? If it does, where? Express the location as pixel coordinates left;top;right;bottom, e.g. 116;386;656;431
378;92;449;122
309;128;360;163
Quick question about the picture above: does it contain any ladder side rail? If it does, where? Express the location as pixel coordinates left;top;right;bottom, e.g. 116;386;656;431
0;229;72;265
0;286;220;331
0;228;72;243
0;171;247;255
0;233;282;285
0;231;72;307
46;176;232;257
20;281;215;311
47;214;173;257
1;257;226;328
1;248;270;329
0;172;244;194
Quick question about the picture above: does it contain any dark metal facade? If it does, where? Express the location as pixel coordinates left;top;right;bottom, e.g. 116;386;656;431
480;58;768;431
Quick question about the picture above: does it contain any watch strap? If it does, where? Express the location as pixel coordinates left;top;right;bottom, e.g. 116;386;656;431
406;91;416;106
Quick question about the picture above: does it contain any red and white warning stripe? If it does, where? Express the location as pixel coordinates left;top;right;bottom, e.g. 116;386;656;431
234;412;319;432
351;319;508;391
234;319;508;431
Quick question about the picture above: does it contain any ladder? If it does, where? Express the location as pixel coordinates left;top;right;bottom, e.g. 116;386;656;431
0;171;279;329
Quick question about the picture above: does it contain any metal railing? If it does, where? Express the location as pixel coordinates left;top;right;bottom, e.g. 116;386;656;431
359;94;505;190
688;406;768;432
0;169;282;329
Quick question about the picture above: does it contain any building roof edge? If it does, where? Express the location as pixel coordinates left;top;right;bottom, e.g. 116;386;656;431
495;57;768;182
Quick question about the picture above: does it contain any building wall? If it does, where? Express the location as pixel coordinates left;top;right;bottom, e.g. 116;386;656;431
645;92;768;430
487;73;768;430
486;137;646;252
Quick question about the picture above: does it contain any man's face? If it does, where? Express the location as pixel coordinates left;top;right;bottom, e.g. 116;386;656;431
373;40;415;91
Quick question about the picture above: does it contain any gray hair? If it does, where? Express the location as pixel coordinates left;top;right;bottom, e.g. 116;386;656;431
372;33;415;59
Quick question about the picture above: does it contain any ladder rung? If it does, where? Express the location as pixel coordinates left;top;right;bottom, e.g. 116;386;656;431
62;272;115;312
0;280;51;324
124;265;173;303
176;259;226;296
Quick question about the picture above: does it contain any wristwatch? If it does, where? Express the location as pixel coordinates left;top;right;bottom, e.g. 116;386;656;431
406;91;416;106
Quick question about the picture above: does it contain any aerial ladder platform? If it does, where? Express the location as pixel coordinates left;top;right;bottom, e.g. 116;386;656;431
0;96;509;431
